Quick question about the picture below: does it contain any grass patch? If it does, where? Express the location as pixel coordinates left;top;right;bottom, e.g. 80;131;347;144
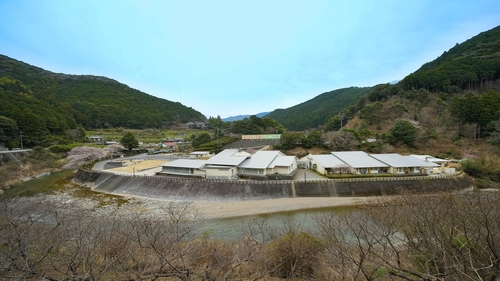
5;169;75;197
4;169;131;207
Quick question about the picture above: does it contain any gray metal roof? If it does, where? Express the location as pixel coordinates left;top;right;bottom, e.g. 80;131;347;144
308;154;346;168
269;155;296;168
161;159;207;169
409;155;449;164
405;156;440;167
332;151;388;168
189;151;210;155
238;151;281;169
370;153;428;168
206;149;250;166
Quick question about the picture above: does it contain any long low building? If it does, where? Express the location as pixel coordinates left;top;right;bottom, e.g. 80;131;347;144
160;149;298;179
300;151;445;175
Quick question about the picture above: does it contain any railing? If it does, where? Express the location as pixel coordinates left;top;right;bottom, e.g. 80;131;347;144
93;169;463;185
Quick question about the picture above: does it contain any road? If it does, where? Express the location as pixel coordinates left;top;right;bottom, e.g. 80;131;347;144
92;153;187;176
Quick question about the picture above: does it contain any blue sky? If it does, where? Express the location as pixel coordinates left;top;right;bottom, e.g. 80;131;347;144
1;1;499;118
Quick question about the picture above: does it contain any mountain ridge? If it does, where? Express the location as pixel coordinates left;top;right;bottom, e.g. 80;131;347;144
221;112;270;122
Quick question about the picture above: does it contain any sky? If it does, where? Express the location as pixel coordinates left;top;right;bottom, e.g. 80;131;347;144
1;1;500;119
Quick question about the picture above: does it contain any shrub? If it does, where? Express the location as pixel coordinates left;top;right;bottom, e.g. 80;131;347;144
267;231;323;278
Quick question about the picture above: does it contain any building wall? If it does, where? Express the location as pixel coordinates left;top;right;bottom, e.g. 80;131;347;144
273;165;294;175
310;159;326;175
194;169;206;177
206;167;236;179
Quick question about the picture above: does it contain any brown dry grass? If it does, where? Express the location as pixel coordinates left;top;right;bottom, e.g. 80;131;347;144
109;160;167;173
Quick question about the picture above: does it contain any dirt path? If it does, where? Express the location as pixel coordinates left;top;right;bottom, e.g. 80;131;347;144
108;160;167;173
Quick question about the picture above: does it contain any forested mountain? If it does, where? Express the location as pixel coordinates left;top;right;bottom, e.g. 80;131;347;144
265;87;371;131
0;55;205;146
322;25;500;163
402;25;500;92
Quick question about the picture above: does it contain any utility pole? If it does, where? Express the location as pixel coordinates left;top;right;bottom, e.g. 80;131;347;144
19;131;23;150
216;127;219;149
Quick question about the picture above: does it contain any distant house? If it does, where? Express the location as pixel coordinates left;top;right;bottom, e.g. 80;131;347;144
87;136;103;143
162;141;178;150
189;151;212;159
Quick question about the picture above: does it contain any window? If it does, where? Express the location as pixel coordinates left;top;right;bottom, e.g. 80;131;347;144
239;168;264;175
163;167;192;174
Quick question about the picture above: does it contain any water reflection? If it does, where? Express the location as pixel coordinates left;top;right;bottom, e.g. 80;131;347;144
199;206;353;241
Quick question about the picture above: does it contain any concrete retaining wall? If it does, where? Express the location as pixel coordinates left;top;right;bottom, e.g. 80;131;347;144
293;176;471;197
73;169;472;201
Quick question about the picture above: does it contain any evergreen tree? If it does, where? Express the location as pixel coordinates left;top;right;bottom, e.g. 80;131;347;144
120;131;139;152
389;120;418;147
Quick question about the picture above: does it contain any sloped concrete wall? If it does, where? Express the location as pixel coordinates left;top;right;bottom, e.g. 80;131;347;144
293;176;471;197
74;170;472;201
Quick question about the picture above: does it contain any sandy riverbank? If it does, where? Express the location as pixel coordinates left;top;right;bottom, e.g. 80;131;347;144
191;196;376;219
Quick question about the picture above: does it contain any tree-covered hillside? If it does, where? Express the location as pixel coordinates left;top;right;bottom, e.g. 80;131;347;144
0;55;205;146
265;87;371;131
402;25;500;92
324;25;500;171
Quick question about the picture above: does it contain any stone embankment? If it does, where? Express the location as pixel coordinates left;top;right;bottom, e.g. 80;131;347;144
73;169;473;201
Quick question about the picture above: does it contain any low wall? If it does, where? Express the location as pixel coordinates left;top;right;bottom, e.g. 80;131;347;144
293;176;471;197
73;169;472;201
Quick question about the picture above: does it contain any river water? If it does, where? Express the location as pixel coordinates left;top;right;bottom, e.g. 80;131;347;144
199;207;351;241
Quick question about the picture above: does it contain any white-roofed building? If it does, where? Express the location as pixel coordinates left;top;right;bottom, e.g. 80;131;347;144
237;151;297;177
160;159;207;178
332;151;389;174
204;149;251;179
269;155;298;175
189;151;212;159
409;155;450;167
370;153;439;174
300;154;352;175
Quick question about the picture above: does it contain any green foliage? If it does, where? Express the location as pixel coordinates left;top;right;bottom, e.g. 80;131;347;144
266;87;371;131
358;102;383;125
460;159;483;177
460;155;500;181
402;25;500;92
0;115;18;146
366;83;401;102
120;132;139;152
24;146;60;169
0;54;206;147
449;91;500;130
485;118;500;146
279;132;307;150
323;115;342;132
306;130;322;147
48;143;81;155
192;132;212;149
229;115;285;135
389;120;418;147
206;115;223;130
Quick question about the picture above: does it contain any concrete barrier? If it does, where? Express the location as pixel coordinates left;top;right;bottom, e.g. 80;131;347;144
73;169;472;201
